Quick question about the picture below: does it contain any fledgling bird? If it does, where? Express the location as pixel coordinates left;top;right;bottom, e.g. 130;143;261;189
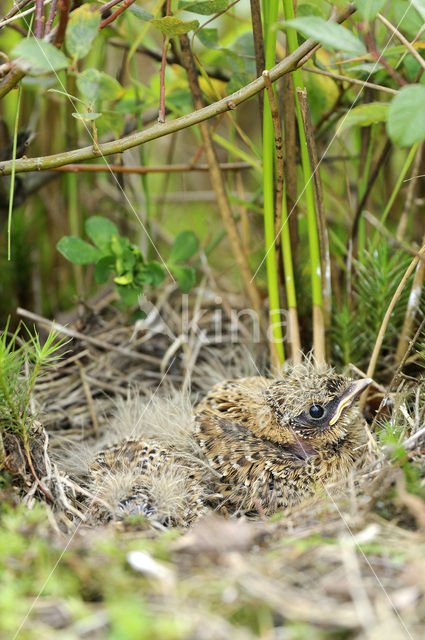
79;363;372;525
194;363;372;514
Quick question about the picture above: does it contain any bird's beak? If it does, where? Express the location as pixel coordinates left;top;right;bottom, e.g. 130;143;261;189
329;378;373;426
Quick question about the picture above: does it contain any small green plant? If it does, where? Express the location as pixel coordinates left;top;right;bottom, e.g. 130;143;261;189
0;322;68;440
57;217;199;311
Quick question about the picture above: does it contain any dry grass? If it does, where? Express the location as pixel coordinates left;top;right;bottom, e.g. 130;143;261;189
1;286;425;640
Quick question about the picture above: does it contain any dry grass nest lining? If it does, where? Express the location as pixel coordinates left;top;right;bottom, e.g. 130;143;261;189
5;288;425;638
11;285;425;532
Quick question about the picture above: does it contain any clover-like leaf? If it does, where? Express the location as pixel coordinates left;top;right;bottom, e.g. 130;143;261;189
94;255;115;284
170;265;196;293
115;284;140;305
169;231;199;264
85;216;119;252
57;236;102;265
144;261;166;288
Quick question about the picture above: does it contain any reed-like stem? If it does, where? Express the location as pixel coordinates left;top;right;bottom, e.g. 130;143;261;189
7;85;22;261
262;0;284;367
282;0;324;363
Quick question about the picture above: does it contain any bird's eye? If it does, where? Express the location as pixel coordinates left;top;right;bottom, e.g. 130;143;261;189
309;404;325;419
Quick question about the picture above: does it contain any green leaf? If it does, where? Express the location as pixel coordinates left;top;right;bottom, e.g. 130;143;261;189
57;236;102;265
227;72;252;94
282;17;366;56
338;102;389;131
85;216;119;252
297;3;324;18
169;231;199;263
11;39;68;75
114;272;133;285
121;248;137;271
171;265;196;293
150;16;199;36
115;284;140;306
110;234;129;257
130;309;147;322
178;0;228;14
77;69;124;103
128;5;153;20
144;261;166;288
94;256;115;284
412;0;425;21
355;0;386;21
66;4;101;61
387;85;425;146
196;28;219;49
72;112;102;121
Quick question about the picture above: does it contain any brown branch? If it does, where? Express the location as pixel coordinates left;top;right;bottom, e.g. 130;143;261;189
250;0;265;122
0;6;356;173
34;0;45;38
364;31;407;87
45;0;59;35
0;0;32;24
0;65;25;99
99;0;137;30
179;32;262;314
51;161;253;173
100;0;125;15
52;0;69;48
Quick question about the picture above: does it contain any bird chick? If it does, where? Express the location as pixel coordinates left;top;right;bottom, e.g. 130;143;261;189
194;363;372;514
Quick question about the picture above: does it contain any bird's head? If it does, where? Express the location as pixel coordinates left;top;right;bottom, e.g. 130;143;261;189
261;364;372;451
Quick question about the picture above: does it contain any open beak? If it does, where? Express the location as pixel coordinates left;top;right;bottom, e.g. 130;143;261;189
329;378;373;426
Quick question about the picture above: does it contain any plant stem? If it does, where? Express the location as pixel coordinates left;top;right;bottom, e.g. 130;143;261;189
178;33;262;315
282;0;324;363
262;0;284;368
99;0;137;30
0;6;356;173
372;143;419;247
7;84;22;261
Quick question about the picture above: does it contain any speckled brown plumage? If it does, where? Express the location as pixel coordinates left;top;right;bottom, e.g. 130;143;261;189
86;363;372;525
90;439;208;526
193;365;372;514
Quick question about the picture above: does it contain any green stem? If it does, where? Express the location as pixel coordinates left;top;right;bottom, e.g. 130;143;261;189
7;85;22;261
372;143;419;247
263;0;284;366
0;10;357;177
282;0;322;311
357;128;375;263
